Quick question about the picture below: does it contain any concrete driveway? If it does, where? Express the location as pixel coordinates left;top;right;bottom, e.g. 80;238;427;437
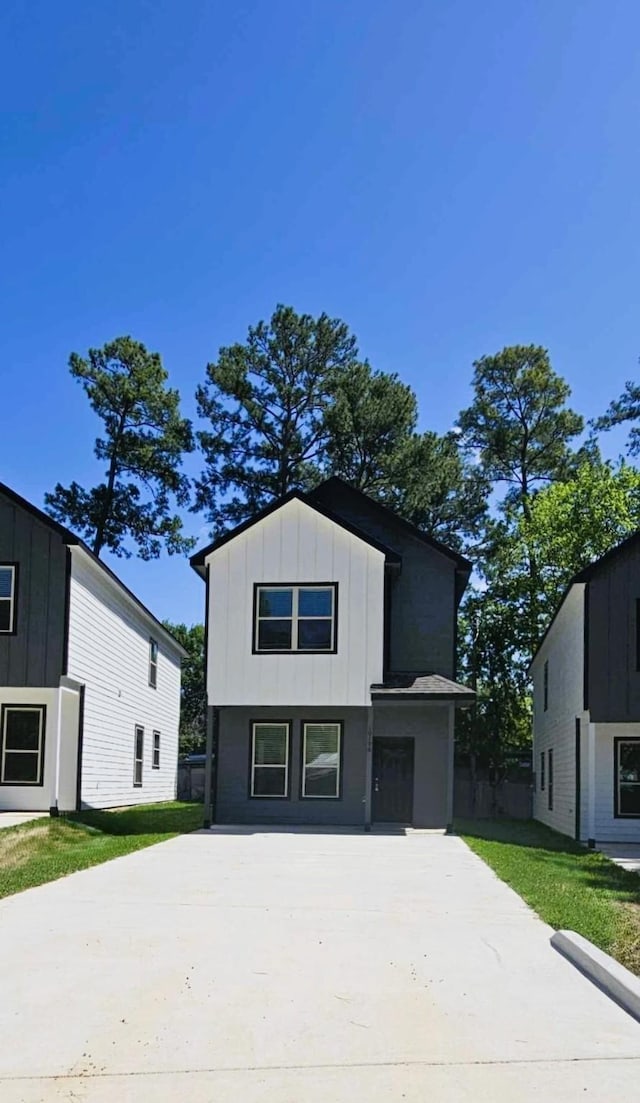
0;828;638;1102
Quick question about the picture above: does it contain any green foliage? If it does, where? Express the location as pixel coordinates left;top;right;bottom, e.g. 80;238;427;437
594;374;640;455
0;803;201;901
458;819;640;971
322;362;418;491
45;336;194;559
195;305;359;532
163;621;206;755
457;344;584;507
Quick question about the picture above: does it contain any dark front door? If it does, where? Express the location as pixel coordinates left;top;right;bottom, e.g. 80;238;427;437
372;737;414;823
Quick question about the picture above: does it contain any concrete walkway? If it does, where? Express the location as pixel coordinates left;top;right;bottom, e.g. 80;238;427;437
598;842;640;873
0;828;638;1102
0;811;49;831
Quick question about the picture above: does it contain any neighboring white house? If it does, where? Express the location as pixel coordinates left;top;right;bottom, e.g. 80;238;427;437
0;481;186;813
531;531;640;844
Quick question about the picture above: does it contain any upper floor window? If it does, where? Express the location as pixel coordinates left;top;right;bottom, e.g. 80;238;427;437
0;565;17;634
254;584;337;653
615;738;640;818
149;638;158;688
543;660;549;712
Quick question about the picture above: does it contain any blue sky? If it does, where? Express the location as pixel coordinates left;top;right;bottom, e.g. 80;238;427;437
2;0;639;625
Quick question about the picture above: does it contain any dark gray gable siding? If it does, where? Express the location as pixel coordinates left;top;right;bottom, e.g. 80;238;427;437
311;481;458;677
0;492;68;686
587;538;640;722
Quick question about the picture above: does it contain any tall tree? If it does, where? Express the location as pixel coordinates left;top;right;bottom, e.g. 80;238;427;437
163;622;206;755
195;305;359;532
322;362;418;493
457;344;584;517
593;370;640;454
46;337;194;559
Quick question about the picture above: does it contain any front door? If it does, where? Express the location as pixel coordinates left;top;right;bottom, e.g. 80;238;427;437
372;737;414;823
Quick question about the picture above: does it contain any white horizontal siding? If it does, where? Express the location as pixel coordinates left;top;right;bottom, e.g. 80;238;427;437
67;550;182;809
531;584;586;839
206;498;385;706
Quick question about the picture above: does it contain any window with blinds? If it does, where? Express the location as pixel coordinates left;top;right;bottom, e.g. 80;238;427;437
251;722;290;797
302;722;341;798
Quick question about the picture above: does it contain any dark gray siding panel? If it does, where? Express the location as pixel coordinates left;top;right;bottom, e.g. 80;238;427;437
312;483;457;676
373;703;450;828
588;542;640;721
216;707;368;825
0;494;67;686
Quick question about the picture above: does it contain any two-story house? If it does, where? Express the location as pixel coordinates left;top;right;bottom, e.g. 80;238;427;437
531;531;640;845
0;481;186;813
191;477;474;829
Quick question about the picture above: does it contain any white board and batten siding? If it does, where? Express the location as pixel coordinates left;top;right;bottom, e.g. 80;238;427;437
532;583;586;839
66;548;182;808
206;498;385;706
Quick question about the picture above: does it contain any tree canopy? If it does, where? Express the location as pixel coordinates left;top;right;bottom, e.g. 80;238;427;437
45;337;194;559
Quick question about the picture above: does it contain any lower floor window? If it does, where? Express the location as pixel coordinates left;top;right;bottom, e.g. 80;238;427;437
134;725;144;787
251;722;290;797
616;738;640;816
302;722;341;798
0;705;46;786
152;730;160;769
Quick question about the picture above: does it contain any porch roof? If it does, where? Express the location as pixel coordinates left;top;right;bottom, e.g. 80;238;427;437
370;672;475;703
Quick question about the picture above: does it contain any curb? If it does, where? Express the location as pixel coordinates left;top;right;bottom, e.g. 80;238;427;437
551;929;640;1023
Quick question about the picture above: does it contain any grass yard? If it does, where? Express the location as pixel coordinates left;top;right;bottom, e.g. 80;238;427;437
457;818;640;974
0;802;203;901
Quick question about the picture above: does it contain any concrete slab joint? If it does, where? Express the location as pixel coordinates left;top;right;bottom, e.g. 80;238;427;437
551;929;640;1023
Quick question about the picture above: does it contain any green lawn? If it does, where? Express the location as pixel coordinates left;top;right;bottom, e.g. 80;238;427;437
0;802;203;901
457;818;640;974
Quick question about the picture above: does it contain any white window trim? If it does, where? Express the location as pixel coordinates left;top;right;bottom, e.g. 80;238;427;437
250;721;290;798
302;721;341;799
254;584;336;653
1;705;45;786
149;638;158;688
134;725;144;787
0;564;16;635
616;738;640;818
152;730;161;769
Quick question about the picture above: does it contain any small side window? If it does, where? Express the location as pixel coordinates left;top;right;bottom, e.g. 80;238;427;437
540;751;545;791
548;748;554;811
149;639;158;688
152;730;160;769
543;660;549;712
134;725;144;787
0;564;17;634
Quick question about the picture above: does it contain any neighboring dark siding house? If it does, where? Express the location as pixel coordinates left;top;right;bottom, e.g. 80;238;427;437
191;477;474;829
0;482;185;813
531;530;640;844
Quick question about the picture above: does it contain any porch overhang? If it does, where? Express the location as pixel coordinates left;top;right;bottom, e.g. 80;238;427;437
370;672;475;705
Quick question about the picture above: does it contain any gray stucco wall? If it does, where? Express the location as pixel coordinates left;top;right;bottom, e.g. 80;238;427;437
312;482;457;676
0;492;68;687
215;706;369;825
588;542;640;722
373;703;451;828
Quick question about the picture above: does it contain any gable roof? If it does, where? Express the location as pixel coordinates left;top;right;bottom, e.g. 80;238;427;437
309;476;473;574
529;528;640;671
189;488;404;574
0;481;188;658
